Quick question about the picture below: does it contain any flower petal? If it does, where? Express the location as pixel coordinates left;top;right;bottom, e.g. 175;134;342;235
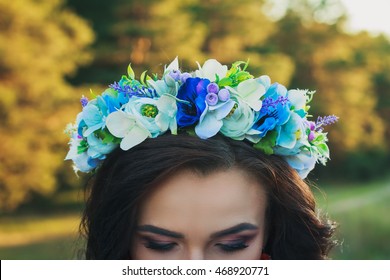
106;111;135;138
120;124;150;150
195;113;223;139
165;56;179;72
195;59;228;81
288;89;306;110
228;79;265;111
210;99;235;120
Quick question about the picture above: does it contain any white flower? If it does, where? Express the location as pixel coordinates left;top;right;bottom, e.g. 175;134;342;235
123;96;177;136
195;59;228;82
195;99;235;139
155;94;178;134
123;98;162;137
226;78;266;111
288;89;307;112
220;94;258;140
257;75;271;90
105;110;151;151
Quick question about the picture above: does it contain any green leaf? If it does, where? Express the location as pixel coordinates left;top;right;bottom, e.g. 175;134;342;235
89;88;97;98
317;143;330;158
253;131;278;155
140;70;148;86
96;129;120;145
242;59;250;71
77;140;89;154
231;60;246;69
127;63;135;79
313;133;326;143
236;71;253;82
218;77;233;87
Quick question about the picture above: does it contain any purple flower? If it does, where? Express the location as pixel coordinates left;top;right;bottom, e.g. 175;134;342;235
176;78;210;127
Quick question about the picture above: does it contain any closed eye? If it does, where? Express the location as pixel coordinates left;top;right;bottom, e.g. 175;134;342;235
143;240;177;252
215;241;249;253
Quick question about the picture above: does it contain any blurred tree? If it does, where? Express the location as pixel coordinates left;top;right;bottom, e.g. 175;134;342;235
67;0;295;84
265;4;390;179
0;0;94;211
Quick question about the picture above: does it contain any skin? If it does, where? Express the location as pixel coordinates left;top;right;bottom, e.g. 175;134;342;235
132;168;267;260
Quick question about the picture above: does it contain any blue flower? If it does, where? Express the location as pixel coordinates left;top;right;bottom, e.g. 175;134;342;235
80;101;108;137
86;133;116;159
176;77;210;127
274;112;308;155
284;151;316;179
101;89;126;113
252;95;290;138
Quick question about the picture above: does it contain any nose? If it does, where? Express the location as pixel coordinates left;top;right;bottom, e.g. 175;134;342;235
186;248;205;260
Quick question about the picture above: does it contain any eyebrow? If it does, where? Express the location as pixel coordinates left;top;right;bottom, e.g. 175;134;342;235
137;223;258;239
210;223;259;239
137;225;184;239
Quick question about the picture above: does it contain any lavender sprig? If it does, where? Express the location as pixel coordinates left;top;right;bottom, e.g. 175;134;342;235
109;82;157;98
315;115;339;131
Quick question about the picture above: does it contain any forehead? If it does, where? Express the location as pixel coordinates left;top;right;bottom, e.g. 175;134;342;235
138;168;267;237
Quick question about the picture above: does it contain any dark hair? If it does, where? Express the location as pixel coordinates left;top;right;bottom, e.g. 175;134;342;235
80;134;336;259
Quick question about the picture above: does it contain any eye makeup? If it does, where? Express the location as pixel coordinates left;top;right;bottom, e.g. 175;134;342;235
215;234;256;253
136;223;260;255
141;236;178;252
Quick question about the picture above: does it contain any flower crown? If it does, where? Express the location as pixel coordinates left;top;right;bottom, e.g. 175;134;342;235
65;58;338;178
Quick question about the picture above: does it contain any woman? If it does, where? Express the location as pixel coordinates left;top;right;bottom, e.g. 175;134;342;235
66;58;337;259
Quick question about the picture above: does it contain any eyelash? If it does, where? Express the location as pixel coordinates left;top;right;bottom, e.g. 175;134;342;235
144;240;177;252
143;239;250;253
216;240;249;253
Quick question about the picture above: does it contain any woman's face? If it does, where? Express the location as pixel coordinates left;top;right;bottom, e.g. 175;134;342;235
132;168;267;260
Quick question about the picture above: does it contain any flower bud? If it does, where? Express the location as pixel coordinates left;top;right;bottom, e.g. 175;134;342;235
207;82;219;94
218;88;230;102
180;72;192;84
308;131;315;142
206;93;218;106
169;69;181;81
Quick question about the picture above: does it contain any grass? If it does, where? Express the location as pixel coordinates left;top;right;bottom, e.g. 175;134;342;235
1;178;389;259
0;212;83;259
0;236;82;260
314;177;390;259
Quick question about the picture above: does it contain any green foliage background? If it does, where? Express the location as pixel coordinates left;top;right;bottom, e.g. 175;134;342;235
0;0;389;258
